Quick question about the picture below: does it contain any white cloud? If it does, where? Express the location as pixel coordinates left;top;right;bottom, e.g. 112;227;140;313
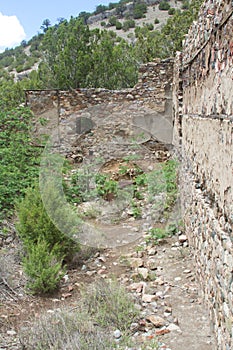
0;12;26;52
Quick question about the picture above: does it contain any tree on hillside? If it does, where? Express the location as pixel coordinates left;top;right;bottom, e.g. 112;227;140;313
38;19;138;90
95;4;108;14
40;19;51;33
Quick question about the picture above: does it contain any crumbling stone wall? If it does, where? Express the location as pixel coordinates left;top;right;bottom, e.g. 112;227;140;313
173;0;233;348
25;59;174;145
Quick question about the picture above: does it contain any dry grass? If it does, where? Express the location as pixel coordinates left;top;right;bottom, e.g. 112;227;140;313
19;279;139;350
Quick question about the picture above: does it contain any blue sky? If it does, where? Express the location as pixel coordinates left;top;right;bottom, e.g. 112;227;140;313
0;0;111;51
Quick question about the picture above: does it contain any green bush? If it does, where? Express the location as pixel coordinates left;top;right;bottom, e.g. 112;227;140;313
0;107;42;219
159;1;171;10
154;18;160;24
145;23;154;31
23;239;64;294
15;64;25;73
115;21;123;30
16;184;80;261
146;222;181;245
182;0;190;9
168;7;176;15
133;3;147;19
123;19;135;31
108;16;117;26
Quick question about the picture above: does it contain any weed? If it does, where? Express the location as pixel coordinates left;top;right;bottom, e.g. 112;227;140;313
82;206;101;219
123;154;140;162
95;173;118;201
82;279;139;330
131;200;142;219
146;220;182;245
135;173;148;186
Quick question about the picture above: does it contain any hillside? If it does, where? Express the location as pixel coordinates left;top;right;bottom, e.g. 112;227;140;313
0;0;184;82
88;0;182;42
0;0;202;109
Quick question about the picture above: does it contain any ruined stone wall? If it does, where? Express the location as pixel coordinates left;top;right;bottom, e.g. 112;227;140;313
26;59;174;144
173;1;233;348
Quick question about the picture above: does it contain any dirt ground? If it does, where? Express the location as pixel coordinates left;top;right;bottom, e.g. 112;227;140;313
0;230;216;349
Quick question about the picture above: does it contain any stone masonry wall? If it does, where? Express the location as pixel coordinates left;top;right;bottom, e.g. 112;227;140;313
25;59;174;145
173;1;233;348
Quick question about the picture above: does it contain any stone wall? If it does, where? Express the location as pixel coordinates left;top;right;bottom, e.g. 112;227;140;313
173;0;233;348
25;59;174;145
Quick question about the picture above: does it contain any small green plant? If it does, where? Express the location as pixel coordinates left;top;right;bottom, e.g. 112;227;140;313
82;206;101;219
182;0;190;10
95;174;118;201
131;200;142;219
147;222;180;245
135;245;145;253
38;117;48;126
133;3;147;19
162;159;179;212
122;19;135;31
135;173;147;186
123;154;140;162
147;227;168;244
154;18;160;24
64;168;95;204
133;188;144;200
108;16;117;26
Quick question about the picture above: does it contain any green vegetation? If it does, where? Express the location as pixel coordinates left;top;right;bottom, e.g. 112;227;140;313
95;174;119;200
0;0;199;299
122;19;135;31
133;3;147;19
39;20;138;89
0;0;202;92
168;7;176;15
16;184;80;294
162;159;179;212
159;1;171;11
130;200;142;218
83;280;139;330
0;108;42;219
19;280;140;349
146;221;182;245
16;185;80;260
22;239;65;294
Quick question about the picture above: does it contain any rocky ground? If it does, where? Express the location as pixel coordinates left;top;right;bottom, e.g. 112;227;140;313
0;100;216;349
0;227;216;349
